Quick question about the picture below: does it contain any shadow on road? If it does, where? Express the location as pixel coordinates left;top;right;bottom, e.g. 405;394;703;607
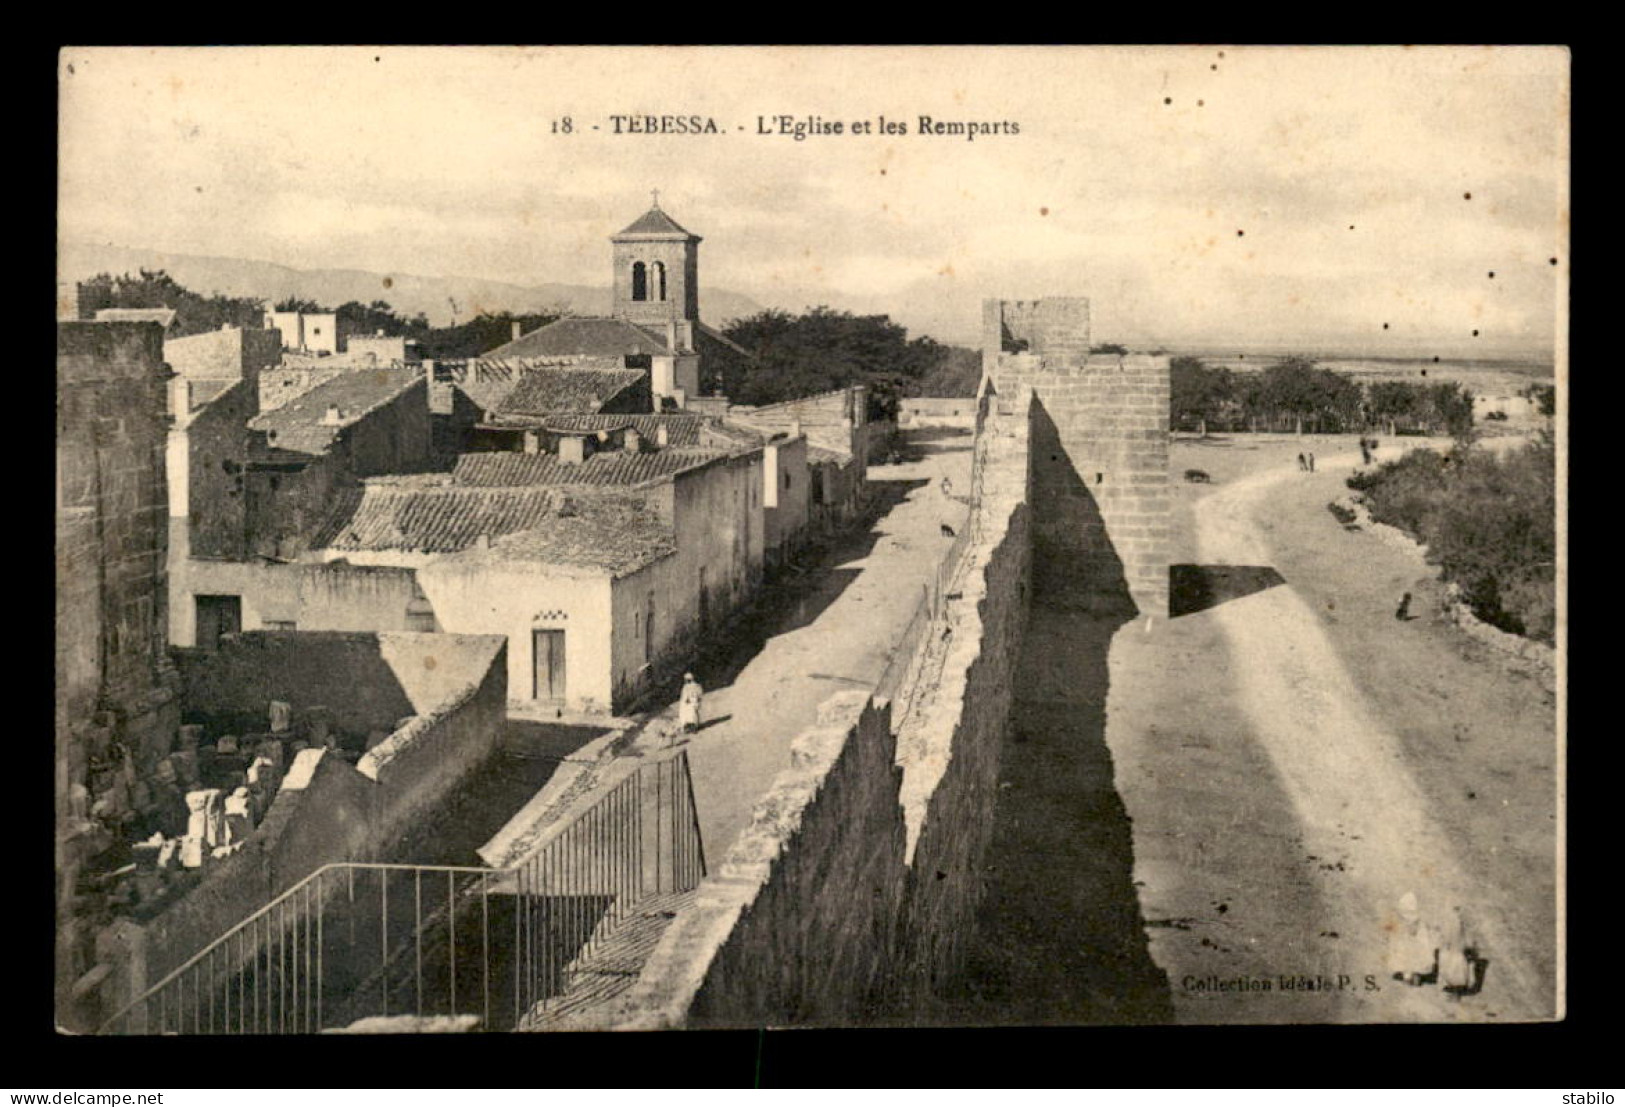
639;477;930;706
1170;563;1287;618
941;399;1173;1025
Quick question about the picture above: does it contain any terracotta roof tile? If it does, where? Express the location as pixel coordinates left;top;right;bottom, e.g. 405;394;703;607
539;413;707;446
451;448;724;488
483;318;673;360
494;364;647;416
248;366;423;454
314;483;674;574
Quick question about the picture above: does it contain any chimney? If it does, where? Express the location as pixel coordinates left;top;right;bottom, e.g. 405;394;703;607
624;428;642;454
558;435;586;465
512;321;523;342
321;404;344;426
656;424;669;448
791;418;802;439
475;533;490;550
523;430;540;455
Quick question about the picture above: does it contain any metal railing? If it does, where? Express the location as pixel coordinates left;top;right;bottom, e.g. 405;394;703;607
98;750;704;1035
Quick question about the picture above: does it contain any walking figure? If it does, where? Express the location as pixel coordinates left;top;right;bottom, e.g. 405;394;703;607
1307;452;1316;473
1297;453;1307;472
1395;592;1413;621
1360;439;1372;465
941;475;953;499
678;672;704;734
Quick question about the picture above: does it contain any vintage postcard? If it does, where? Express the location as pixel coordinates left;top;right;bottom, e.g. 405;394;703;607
55;45;1566;1034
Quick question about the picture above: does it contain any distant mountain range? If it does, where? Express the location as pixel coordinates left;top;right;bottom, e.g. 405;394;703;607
56;242;769;330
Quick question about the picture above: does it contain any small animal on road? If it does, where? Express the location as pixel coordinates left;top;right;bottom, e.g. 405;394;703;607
940;523;956;538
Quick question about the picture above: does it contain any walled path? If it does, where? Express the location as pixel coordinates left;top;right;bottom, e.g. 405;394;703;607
1109;439;1557;1024
666;432;975;869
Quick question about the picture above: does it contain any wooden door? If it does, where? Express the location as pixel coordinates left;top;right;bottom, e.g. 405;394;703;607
533;629;566;701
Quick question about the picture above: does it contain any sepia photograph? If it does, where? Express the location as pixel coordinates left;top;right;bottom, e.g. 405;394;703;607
54;44;1566;1036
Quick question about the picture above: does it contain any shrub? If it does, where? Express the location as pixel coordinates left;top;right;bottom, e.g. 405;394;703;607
1350;442;1555;645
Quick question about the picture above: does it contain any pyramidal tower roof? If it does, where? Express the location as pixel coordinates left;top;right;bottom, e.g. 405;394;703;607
614;199;699;239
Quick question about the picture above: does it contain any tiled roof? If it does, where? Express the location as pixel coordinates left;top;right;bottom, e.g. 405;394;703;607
615;207;697;238
539;413;706;446
485;498;676;575
248;366;423;455
451;448;723;488
315;483;674;574
495;364;648;416
708;421;772;450
482;318;673;360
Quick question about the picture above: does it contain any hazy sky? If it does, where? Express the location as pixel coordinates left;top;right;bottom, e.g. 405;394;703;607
58;46;1567;352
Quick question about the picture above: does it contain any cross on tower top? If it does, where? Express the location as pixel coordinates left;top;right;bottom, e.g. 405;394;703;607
650;188;661;210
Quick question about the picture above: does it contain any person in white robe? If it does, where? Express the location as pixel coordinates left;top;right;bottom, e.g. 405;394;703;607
678;673;704;733
1386;891;1439;985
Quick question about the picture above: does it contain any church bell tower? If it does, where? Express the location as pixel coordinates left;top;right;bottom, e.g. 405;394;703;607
611;192;701;331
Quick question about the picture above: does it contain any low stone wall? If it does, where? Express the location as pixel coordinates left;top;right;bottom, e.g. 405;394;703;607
587;395;1035;1029
674;693;905;1028
92;634;507;1028
1336;493;1556;680
890;406;1032;1008
358;670;507;848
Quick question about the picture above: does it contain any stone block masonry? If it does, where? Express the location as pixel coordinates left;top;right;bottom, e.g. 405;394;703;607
57;322;183;1028
584;394;1034;1029
983;299;1170;616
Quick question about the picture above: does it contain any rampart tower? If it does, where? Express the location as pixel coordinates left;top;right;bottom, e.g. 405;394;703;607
982;297;1170;616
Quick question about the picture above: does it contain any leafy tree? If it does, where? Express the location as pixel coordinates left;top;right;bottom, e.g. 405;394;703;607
420;310;563;359
272;296;325;314
1524;382;1556;417
1366;380;1420;434
78;269;264;337
915;345;983;398
1232;357;1366;433
333;300;430;339
1170;356;1234;434
720;306;946;413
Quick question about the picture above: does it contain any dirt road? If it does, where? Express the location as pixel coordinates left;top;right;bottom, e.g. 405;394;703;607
1111;437;1558;1024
